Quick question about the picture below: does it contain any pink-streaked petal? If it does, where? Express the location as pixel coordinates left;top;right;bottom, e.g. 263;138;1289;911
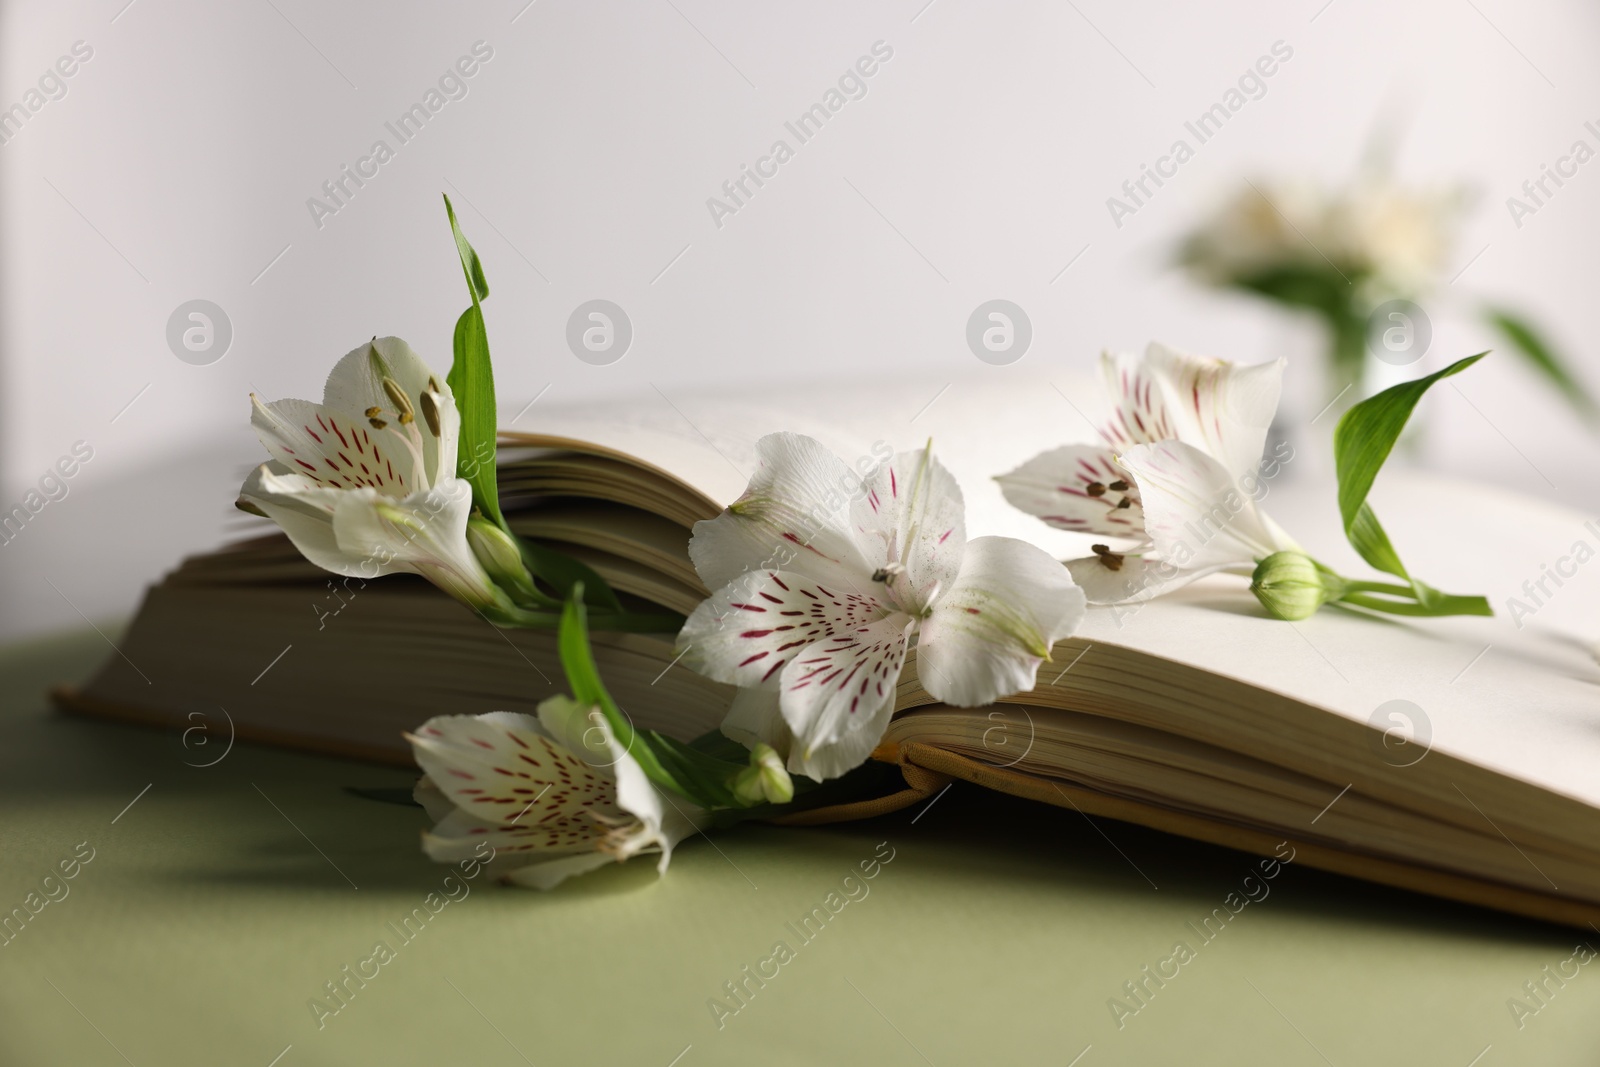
779;613;915;781
406;712;629;828
995;444;1147;539
250;395;420;496
851;445;966;615
322;336;456;486
915;536;1087;707
689;432;877;592
1142;342;1284;487
243;462;340;516
1099;349;1181;450
1117;440;1288;570
785;698;895;783
678;569;892;690
421;809;612;867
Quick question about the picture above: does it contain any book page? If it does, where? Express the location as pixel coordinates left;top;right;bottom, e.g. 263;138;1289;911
1076;470;1600;812
506;376;1600;811
504;372;1101;557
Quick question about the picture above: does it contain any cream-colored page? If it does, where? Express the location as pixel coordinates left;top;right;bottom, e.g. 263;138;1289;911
509;373;1100;553
508;377;1600;810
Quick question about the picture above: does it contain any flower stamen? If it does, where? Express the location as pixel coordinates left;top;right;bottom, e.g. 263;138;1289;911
382;377;416;423
1091;543;1125;571
871;561;906;585
420;391;442;437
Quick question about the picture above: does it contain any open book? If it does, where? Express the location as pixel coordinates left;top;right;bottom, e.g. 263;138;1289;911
57;376;1600;928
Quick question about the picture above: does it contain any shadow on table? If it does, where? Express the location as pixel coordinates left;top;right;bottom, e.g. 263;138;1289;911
0;627;1580;949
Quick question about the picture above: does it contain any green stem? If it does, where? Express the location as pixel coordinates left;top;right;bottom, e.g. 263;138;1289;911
1339;579;1417;597
1328;304;1368;404
1337;591;1494;618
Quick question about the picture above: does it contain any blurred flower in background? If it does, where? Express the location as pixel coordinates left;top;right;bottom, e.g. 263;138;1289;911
1178;165;1592;419
1181;176;1458;299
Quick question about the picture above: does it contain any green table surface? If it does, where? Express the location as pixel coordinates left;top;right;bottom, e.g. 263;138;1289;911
3;630;1597;1067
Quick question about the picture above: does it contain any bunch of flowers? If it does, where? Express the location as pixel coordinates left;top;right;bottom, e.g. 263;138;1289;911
241;201;1494;890
1179;170;1590;416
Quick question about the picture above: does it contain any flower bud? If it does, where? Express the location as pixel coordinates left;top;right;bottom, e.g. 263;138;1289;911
466;517;538;601
1250;551;1346;621
730;743;794;806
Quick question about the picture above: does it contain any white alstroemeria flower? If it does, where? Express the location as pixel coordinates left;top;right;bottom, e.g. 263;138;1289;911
406;699;708;889
1180;179;1330;284
1181;177;1458;299
238;336;503;610
997;343;1297;605
679;433;1087;782
1332;178;1457;295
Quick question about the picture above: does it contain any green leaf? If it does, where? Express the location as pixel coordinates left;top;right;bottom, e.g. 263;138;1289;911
517;537;623;612
448;199;490;302
1332;354;1493;617
1335;353;1483;557
687;729;757;763
444;194;641;620
556;587;705;803
646;731;740;809
1485;307;1596;420
444;196;503;528
1344;502;1405;579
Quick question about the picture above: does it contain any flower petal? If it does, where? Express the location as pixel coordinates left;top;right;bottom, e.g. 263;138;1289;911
851;444;966;615
329;481;498;605
1116;440;1288;569
1141;342;1284;487
413;775;455;823
915;536;1086;706
678;569;894;690
688;432;876;592
1065;552;1221;605
250;395;427;496
576;703;668;854
322;336;458;486
500;851;618;890
533;693;606;757
784;698;895;782
421;808;609;862
779;613;915;781
1100;348;1182;449
405;711;629;826
538;695;704;872
237;463;357;575
719;687;792;753
994;444;1147;539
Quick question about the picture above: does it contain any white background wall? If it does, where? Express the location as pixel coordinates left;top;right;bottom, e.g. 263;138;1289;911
2;0;1598;638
